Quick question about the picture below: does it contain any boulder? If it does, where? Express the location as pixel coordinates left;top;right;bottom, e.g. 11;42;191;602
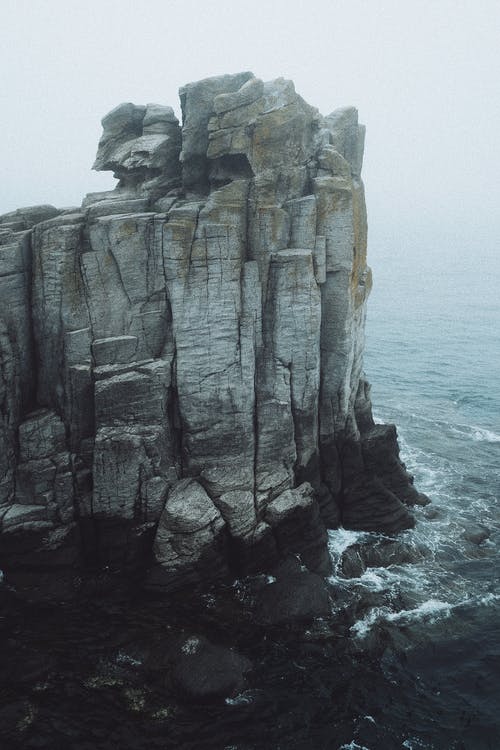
148;479;228;591
339;539;426;578
170;635;252;702
265;483;331;575
255;557;331;625
461;524;490;545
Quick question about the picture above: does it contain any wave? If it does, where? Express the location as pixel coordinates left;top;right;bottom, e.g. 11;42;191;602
225;690;256;706
470;426;500;442
478;593;500;606
350;589;500;639
327;528;374;568
375;398;500;443
350;599;453;638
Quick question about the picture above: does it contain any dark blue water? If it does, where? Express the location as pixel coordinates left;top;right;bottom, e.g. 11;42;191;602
1;243;498;749
347;241;500;748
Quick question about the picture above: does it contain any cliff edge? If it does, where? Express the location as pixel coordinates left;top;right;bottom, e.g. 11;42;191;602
0;73;427;597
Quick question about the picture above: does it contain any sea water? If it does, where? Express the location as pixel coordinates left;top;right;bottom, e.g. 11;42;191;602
345;239;500;748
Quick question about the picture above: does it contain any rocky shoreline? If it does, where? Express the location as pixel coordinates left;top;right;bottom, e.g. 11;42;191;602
0;72;428;601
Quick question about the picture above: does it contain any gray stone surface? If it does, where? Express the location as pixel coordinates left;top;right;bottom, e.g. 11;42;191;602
0;72;423;593
150;479;228;588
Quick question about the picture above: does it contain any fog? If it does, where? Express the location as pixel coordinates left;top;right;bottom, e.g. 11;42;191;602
2;0;499;262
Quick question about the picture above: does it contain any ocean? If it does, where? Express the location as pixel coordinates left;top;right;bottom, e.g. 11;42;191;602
347;239;500;749
0;241;498;749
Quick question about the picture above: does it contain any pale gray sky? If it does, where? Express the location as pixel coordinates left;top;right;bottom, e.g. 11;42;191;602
2;0;499;259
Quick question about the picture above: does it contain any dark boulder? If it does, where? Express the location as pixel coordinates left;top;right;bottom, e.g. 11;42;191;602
255;557;331;625
170;635;252;702
339;545;366;578
342;475;415;535
265;483;331;575
339;538;425;578
461;524;490;545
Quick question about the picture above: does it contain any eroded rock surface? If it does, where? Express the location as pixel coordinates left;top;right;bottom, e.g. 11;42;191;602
0;73;422;595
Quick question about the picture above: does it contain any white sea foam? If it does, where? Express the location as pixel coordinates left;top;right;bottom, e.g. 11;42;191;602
471;426;500;442
327;528;375;579
478;593;500;606
338;743;371;750
327;528;370;560
181;637;201;655
350;607;392;638
402;738;431;749
441;420;500;443
350;599;453;638
357;569;388;591
225;691;255;706
386;599;452;624
115;651;142;667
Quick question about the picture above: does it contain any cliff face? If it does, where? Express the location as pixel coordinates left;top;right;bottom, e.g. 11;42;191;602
0;73;426;594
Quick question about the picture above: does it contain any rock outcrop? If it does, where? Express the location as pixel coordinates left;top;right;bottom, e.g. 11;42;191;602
0;73;425;596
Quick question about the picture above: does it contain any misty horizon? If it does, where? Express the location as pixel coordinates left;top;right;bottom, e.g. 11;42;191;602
2;0;499;263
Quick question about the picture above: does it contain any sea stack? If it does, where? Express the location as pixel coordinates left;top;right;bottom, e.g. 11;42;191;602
0;73;426;596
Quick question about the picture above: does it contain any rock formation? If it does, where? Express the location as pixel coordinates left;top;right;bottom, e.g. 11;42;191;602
0;73;427;596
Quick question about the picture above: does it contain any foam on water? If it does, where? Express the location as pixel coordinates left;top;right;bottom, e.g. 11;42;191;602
327;528;372;575
347;559;500;638
334;388;498;647
348;598;455;639
225;691;256;706
471;426;500;442
402;739;432;750
386;598;453;624
346;246;500;742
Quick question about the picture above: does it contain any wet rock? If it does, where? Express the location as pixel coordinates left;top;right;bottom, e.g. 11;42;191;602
462;524;490;545
265;483;331;574
147;479;228;591
360;424;424;507
339;545;366;578
422;506;439;520
256;557;331;625
339;538;425;578
415;492;432;506
342;475;416;535
363;538;426;567
170;635;252;701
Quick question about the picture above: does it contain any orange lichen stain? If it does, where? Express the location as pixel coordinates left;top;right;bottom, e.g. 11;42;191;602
350;182;368;304
118;220;137;238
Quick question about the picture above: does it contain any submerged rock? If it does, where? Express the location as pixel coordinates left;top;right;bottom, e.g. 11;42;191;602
255;557;331;625
169;635;252;701
461;524;490;545
339;538;426;578
0;72;425;595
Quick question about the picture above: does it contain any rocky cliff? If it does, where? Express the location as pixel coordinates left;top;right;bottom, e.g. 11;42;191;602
0;73;427;596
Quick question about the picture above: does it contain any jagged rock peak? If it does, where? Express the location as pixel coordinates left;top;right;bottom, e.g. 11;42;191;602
0;73;428;598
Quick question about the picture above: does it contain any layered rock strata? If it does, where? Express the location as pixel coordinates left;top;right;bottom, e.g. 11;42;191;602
0;73;426;595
